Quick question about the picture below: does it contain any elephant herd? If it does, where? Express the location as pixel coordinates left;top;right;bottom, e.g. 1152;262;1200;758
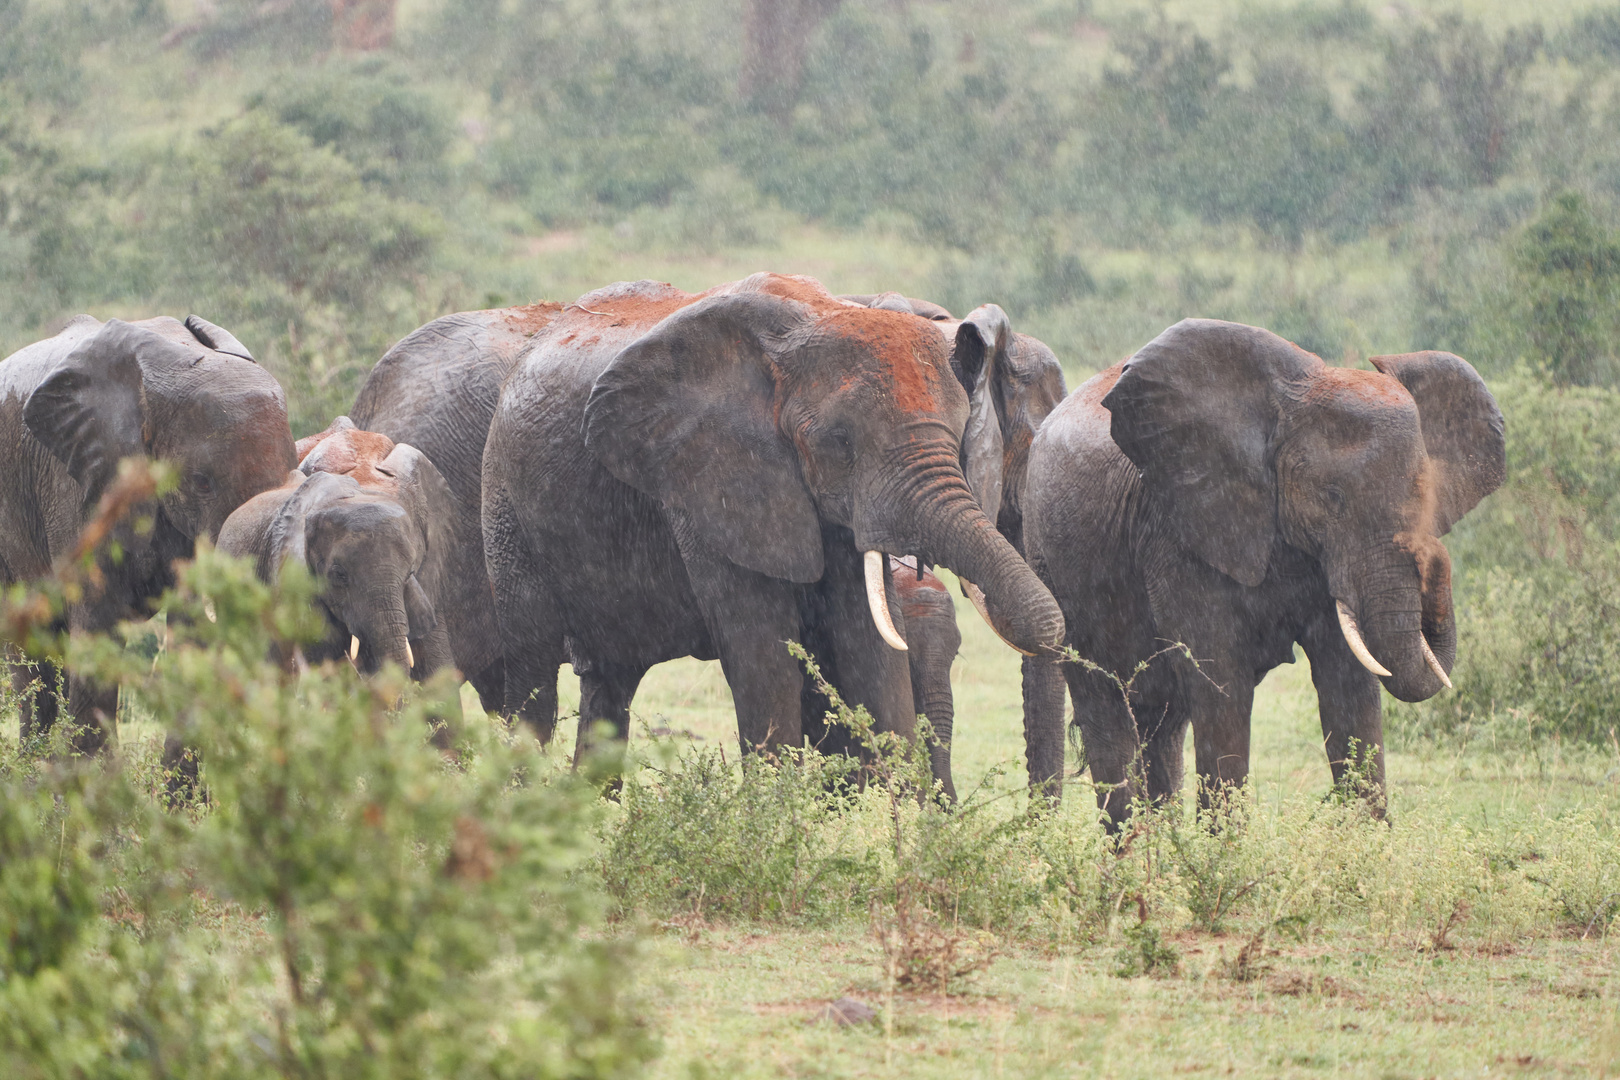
0;273;1505;825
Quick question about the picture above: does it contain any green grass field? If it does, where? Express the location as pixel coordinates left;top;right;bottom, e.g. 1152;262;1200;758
437;570;1620;1080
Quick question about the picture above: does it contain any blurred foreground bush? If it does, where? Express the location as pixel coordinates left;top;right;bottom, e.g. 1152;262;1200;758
0;548;652;1079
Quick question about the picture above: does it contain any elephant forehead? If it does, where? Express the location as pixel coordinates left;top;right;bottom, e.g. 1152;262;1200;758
301;428;398;484
801;309;954;412
1308;367;1418;414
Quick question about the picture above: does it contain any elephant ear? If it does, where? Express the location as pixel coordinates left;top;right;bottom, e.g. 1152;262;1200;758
1369;351;1506;535
1102;319;1321;588
377;442;458;599
22;319;182;510
269;471;359;574
183;314;255;362
951;304;1010;525
584;292;823;582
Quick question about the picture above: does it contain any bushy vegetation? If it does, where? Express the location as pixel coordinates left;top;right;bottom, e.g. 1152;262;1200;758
1;539;653;1078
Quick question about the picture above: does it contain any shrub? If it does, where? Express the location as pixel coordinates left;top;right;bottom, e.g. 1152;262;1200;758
1;544;655;1079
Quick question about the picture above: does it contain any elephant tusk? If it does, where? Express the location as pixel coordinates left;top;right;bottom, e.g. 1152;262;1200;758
203;600;217;624
404;640;415;672
959;576;1037;657
349;635;361;663
1335;600;1392;678
864;549;908;651
1420;633;1452;690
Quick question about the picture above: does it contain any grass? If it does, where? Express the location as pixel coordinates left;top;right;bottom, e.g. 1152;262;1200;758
436;564;1620;1078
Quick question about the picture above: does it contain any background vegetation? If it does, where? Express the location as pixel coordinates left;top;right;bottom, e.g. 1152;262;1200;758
3;2;1620;1074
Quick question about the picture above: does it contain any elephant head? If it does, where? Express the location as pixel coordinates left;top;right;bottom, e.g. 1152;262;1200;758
583;275;1064;657
270;442;456;677
24;315;296;539
1102;319;1504;701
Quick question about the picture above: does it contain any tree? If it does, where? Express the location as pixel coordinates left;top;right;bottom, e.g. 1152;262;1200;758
740;0;843;117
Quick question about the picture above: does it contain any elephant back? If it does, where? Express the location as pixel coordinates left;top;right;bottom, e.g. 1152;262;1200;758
351;306;554;523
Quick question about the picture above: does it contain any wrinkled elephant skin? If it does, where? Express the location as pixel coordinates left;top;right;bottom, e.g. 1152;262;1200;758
0;314;295;754
1024;319;1505;825
482;274;1064;760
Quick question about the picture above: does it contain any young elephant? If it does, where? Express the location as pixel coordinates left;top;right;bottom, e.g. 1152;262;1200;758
890;555;962;802
1024;319;1505;825
217;418;458;683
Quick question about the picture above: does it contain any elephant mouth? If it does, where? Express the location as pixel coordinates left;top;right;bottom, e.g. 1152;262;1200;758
1334;598;1451;690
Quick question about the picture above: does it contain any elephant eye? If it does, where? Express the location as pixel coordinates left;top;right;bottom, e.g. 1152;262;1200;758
1323;486;1345;513
191;472;214;496
327;564;348;587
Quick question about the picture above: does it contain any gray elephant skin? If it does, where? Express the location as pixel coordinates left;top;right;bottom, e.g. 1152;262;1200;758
891;556;962;802
345;301;556;711
840;292;1070;795
217;417;459;688
480;273;1064;759
1;314;296;751
1023;318;1505;825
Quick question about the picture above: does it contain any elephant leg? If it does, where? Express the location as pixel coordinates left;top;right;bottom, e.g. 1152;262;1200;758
575;662;646;786
815;540;914;740
1066;662;1141;829
1022;653;1067;803
66;670;116;756
679;543;805;752
10;653;63;744
161;731;202;809
485;487;564;743
466;658;505;717
1299;613;1387;811
1186;670;1254;813
415;623;462;749
1140;710;1190;809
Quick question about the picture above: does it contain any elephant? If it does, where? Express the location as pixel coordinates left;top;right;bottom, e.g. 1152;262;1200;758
344;301;558;711
480;273;1064;762
1022;318;1505;825
890;555;962;802
216;416;458;687
0;314;296;752
836;292;1070;793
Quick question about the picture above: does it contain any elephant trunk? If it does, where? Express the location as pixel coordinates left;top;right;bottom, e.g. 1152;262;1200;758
1337;536;1455;703
921;686;957;804
859;436;1064;658
354;581;414;676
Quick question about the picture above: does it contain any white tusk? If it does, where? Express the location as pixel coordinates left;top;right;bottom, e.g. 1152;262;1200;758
349;635;361;663
203;600;216;624
958;576;1036;657
1419;633;1452;690
404;640;415;672
863;549;908;651
1336;600;1392;678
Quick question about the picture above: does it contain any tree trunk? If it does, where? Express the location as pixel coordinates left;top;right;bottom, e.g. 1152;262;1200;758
740;0;842;116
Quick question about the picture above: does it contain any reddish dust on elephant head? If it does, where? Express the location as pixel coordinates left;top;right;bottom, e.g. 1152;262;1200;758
296;422;398;489
501;300;563;336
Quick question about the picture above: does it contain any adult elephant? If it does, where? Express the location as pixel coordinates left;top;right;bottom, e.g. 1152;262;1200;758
346;302;559;711
482;273;1064;758
1024;319;1505;825
217;417;458;685
837;292;1070;794
0;314;296;751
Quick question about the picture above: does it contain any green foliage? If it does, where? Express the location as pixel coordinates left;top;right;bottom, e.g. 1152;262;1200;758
1;549;654;1079
1357;14;1544;198
1515;192;1620;386
1396;369;1620;746
600;743;874;924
